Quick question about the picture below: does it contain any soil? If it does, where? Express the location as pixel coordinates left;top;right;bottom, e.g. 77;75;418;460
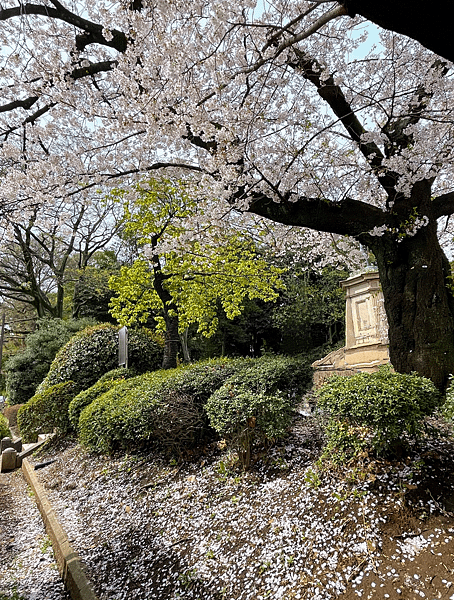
2;410;454;599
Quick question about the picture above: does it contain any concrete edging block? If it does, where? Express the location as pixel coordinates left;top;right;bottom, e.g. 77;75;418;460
21;458;98;600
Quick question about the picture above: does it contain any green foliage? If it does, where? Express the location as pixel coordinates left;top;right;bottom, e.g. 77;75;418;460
72;251;121;322
78;358;248;454
204;354;311;468
4;317;94;404
77;355;310;458
69;366;138;429
443;376;454;421
206;386;293;469
96;367;139;384
0;413;10;438
108;178;284;337
17;381;78;443
216;354;313;397
272;265;348;353
39;324;163;395
78;370;179;454
158;357;250;406
69;379;123;430
316;367;442;462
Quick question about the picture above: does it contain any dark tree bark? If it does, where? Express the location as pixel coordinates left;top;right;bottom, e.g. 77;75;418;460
249;181;454;391
342;0;453;63
361;184;454;391
1;1;454;387
150;247;180;369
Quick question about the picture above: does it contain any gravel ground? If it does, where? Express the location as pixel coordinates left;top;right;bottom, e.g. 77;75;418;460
2;412;454;600
0;468;69;600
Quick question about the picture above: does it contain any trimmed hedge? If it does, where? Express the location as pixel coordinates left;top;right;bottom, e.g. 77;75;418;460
17;381;79;443
202;355;311;468
77;355;312;457
78;358;250;454
69;367;139;429
216;354;312;398
316;367;442;462
96;367;139;385
78;370;176;453
39;324;163;395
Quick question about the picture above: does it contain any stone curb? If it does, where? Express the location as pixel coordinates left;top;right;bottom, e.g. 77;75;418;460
21;458;99;600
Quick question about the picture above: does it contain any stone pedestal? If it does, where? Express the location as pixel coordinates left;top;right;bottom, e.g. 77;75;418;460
313;270;390;386
1;436;22;453
1;447;18;472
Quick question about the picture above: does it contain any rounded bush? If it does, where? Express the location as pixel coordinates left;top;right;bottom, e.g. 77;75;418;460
96;367;139;385
217;354;312;398
78;358;248;454
316;367;442;461
17;381;79;443
0;413;10;438
69;367;139;429
69;379;121;430
39;324;163;395
206;385;293;468
78;370;177;453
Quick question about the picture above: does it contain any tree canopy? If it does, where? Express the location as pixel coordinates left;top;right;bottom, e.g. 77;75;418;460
108;178;284;367
0;1;454;387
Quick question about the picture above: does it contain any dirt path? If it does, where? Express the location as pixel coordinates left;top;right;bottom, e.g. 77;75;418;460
0;469;69;600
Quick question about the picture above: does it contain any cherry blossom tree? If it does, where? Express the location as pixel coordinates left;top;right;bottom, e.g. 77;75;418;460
0;1;454;388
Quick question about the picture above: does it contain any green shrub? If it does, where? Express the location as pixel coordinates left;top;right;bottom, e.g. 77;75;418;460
78;370;177;453
78;358;248;454
206;386;293;468
77;355;311;457
69;367;139;430
316;367;442;462
17;381;78;443
4;317;94;404
69;380;120;430
96;367;139;385
0;413;10;438
217;354;312;398
39;324;163;395
443;375;454;421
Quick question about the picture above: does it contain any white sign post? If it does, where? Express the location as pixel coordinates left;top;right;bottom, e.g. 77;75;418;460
118;326;128;369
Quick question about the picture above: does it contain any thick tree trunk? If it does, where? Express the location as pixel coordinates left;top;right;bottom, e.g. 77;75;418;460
366;215;454;392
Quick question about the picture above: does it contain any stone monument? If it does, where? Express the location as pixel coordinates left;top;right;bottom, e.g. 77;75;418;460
312;270;390;386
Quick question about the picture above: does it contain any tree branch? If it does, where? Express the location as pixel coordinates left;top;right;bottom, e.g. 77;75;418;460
0;2;128;52
287;48;398;196
432;191;454;218
245;191;388;238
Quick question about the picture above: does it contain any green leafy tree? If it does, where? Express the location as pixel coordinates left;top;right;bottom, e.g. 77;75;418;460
272;265;349;353
72;251;121;322
109;179;284;368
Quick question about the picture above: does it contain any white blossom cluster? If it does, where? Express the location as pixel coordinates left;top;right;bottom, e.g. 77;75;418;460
0;1;453;259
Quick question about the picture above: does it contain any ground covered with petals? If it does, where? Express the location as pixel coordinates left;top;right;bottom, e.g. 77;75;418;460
5;411;454;600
